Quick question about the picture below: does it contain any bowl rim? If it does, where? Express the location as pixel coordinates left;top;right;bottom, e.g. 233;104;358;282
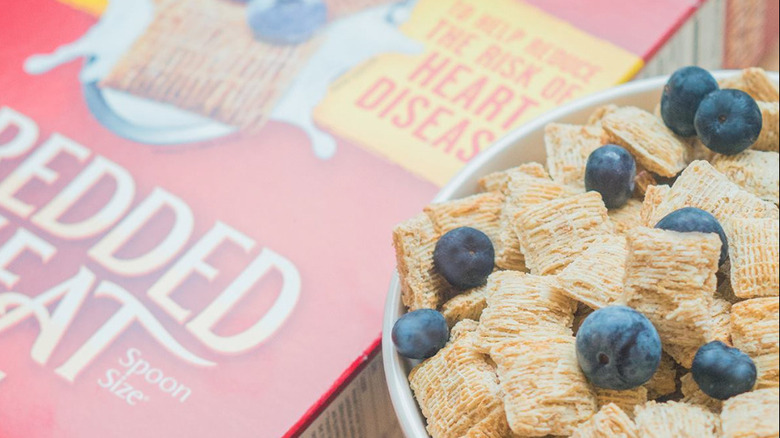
382;70;779;438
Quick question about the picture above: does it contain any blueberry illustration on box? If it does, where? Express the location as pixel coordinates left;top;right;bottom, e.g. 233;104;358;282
23;0;422;158
248;0;328;44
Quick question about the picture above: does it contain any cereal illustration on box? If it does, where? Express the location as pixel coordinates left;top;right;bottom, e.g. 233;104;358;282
25;0;422;158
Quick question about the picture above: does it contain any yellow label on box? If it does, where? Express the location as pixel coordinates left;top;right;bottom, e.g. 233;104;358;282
57;0;106;15
314;0;643;186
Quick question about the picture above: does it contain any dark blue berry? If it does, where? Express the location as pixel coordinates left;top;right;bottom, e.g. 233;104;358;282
247;0;327;45
584;145;636;209
661;66;719;137
576;306;662;390
655;207;729;266
692;341;756;400
433;227;494;290
392;309;449;360
694;89;763;155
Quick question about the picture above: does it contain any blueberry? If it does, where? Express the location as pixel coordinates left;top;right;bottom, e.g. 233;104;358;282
584;145;636;209
247;0;327;45
661;66;719;137
433;227;494;290
392;309;449;360
692;341;756;400
576;306;662;390
655;207;729;265
694;89;763;155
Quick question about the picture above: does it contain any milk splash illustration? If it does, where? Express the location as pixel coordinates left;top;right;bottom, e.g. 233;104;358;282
23;0;422;159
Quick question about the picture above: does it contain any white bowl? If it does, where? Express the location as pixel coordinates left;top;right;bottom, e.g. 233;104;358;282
382;70;780;438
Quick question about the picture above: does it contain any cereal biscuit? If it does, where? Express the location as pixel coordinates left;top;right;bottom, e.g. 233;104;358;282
491;335;597;436
623;228;721;368
393;213;448;310
424;192;505;245
754;101;779;152
504;169;582;206
555;235;627;309
476;271;575;352
633;401;721;438
639;184;671;227
478;172;509;195
633;170;657;198
662;343;701;371
495;171;580;271
725;218;780;299
730;298;780;389
681;372;723;413
658;300;730;376
690;138;716;161
710;297;733;345
608;199;644;235
720;388;780;438
711;150;779;204
478;162;549;193
101;0;320;129
493;235;527;272
601;107;690;177
595;387;648;417
514;192;615;276
646;161;779;227
718;67;780;102
448;318;480;341
571;403;638;438
643;353;678;400
408;320;510;438
462;409;515;438
544;123;604;187
640;280;730;370
587;104;620;126
440;284;490;328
